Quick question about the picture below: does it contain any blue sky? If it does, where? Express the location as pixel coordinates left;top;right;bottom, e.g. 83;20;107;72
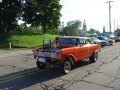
60;0;120;32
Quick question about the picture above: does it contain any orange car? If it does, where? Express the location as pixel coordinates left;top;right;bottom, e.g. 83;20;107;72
33;36;101;74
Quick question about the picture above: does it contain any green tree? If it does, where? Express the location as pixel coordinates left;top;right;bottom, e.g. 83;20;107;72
88;28;100;34
22;0;62;33
63;20;81;36
0;0;62;33
0;0;21;32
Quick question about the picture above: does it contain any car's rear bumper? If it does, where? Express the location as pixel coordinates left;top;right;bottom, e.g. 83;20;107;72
36;56;63;66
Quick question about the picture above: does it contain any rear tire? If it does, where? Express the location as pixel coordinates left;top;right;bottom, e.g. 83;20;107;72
89;52;98;63
37;60;46;69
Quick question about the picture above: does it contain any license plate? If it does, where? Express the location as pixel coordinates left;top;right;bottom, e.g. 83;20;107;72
38;58;46;63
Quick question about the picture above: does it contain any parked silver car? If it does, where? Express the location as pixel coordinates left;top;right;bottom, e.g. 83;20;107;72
90;37;108;47
97;36;115;45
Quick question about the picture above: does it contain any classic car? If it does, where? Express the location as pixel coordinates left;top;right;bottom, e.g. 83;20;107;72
33;36;101;74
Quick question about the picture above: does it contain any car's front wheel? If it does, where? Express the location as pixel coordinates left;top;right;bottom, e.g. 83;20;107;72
62;56;74;74
63;60;72;74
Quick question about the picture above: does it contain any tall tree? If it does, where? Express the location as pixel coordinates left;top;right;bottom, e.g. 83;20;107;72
88;28;100;34
63;20;81;36
0;0;62;33
0;0;21;32
22;0;62;33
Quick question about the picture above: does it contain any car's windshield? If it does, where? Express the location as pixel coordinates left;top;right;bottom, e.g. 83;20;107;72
90;37;100;41
99;36;108;40
58;38;77;45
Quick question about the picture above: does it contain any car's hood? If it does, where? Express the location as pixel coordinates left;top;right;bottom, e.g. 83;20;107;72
93;40;103;43
108;39;114;41
99;40;107;42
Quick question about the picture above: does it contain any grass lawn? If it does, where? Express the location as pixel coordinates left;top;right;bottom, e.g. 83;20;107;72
7;34;58;48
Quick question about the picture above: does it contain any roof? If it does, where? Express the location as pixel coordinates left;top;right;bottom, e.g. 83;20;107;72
56;36;90;39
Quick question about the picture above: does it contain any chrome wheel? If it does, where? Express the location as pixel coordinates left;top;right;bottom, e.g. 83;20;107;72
64;61;71;74
94;52;98;61
89;52;98;63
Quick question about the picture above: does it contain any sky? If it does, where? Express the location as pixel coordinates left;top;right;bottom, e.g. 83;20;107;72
60;0;120;32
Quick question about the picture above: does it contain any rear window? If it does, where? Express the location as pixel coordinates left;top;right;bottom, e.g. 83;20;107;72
57;38;77;45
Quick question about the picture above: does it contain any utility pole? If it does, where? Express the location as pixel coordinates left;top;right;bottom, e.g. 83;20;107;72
117;19;118;29
106;1;113;33
114;19;115;33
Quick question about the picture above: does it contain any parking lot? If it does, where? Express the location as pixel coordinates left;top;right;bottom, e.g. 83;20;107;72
0;42;120;90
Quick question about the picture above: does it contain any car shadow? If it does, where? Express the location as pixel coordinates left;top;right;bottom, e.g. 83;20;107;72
74;59;91;68
0;60;90;90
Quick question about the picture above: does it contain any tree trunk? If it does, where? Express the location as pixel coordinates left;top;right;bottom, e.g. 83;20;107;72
42;24;47;34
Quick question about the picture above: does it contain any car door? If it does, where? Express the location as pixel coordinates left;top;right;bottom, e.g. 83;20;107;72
77;38;90;60
84;39;93;57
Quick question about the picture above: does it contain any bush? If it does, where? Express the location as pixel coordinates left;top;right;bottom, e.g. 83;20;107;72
47;28;60;35
0;26;59;48
11;26;43;35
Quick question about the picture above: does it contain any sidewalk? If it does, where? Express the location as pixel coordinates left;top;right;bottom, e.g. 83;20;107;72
0;49;33;58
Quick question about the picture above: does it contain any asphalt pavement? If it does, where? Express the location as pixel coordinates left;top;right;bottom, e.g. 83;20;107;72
0;49;32;58
0;42;120;90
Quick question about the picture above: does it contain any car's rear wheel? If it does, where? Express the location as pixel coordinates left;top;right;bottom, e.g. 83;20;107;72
89;52;98;63
37;60;46;69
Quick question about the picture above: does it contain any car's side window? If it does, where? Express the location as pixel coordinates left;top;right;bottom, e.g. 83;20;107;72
85;39;92;44
79;38;85;44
